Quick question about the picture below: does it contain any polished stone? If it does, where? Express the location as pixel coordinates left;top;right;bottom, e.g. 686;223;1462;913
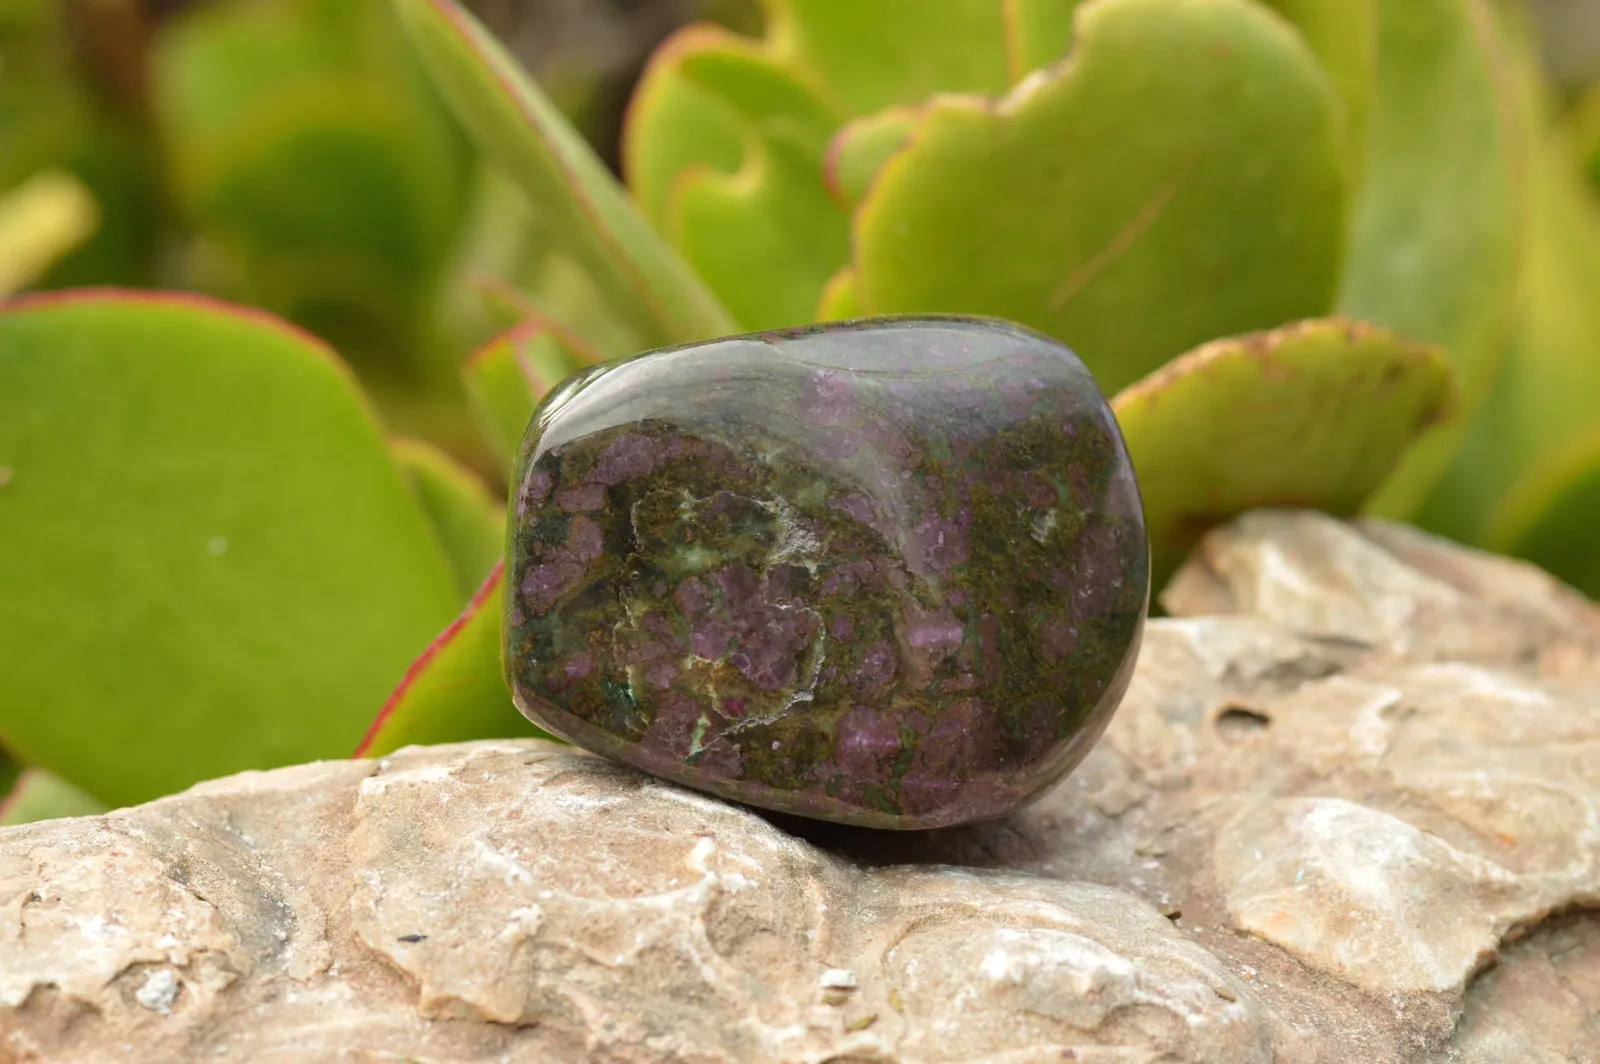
505;316;1148;829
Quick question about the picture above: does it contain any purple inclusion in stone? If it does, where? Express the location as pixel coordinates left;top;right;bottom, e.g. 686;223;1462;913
505;316;1149;830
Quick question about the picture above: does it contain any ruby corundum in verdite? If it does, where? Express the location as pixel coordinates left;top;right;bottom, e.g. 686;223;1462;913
505;316;1148;829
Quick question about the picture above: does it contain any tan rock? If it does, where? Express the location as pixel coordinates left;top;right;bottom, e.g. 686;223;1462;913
3;511;1598;1063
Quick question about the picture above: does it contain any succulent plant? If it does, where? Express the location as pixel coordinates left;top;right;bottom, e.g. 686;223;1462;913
407;0;1462;568
1;0;1596;824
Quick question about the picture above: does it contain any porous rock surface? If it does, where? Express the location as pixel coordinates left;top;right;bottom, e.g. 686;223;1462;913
4;510;1599;1063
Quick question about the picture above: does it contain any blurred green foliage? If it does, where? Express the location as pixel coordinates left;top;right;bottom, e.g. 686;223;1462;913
151;0;472;367
0;0;1595;821
0;0;162;286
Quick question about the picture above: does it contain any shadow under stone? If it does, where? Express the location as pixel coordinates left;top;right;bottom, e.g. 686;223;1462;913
750;805;1044;871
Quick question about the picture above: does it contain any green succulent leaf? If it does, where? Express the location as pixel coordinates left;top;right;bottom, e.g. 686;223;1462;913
823;107;918;210
1571;81;1600;193
0;747;17;799
1112;318;1455;590
355;562;553;758
1340;0;1522;518
849;0;1347;397
463;321;588;471
392;0;736;349
1005;0;1086;76
624;27;848;329
1480;430;1600;599
393;437;504;600
762;0;1013;113
1255;0;1376;170
0;292;461;807
677;34;843;156
472;247;646;367
1420;119;1600;585
815;267;862;321
668;38;850;328
624;3;1091;329
0;768;107;826
624;27;748;228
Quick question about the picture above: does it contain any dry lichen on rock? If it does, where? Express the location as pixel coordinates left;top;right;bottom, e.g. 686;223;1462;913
3;511;1599;1063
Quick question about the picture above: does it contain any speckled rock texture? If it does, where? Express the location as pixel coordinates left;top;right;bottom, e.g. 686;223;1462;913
4;510;1598;1064
506;317;1148;829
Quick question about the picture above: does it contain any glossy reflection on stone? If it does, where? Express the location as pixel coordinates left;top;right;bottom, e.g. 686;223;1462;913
505;316;1149;829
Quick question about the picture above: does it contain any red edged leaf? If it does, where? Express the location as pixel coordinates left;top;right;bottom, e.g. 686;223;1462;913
1;768;108;825
463;318;589;470
355;562;553;758
0;289;461;805
392;0;735;345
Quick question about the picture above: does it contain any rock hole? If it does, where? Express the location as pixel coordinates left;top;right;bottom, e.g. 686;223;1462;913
1215;706;1271;742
